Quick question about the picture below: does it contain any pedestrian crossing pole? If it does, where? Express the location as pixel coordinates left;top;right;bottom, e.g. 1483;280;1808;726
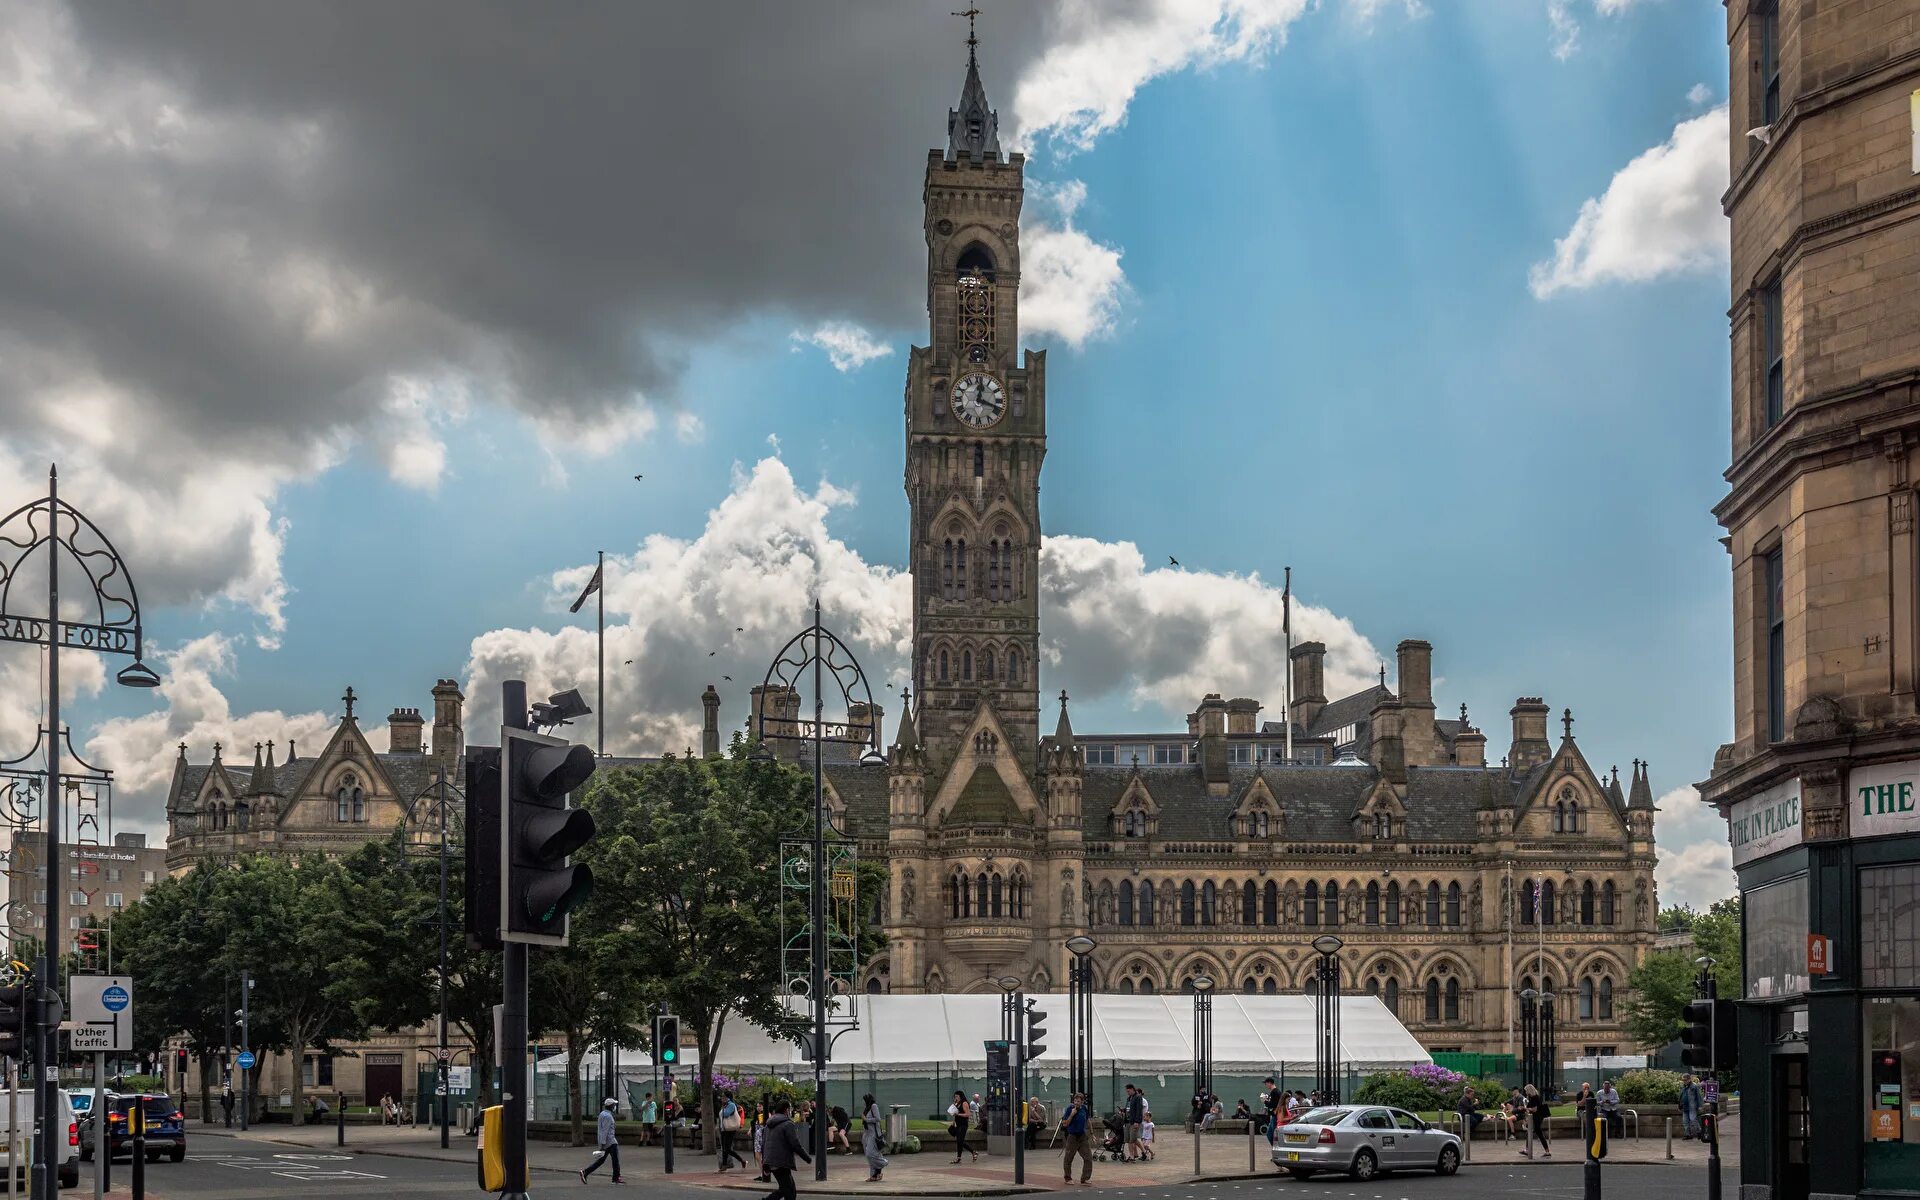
1583;1091;1605;1200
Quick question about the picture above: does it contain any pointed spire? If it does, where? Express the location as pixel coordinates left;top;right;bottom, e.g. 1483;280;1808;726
249;742;264;792
1561;707;1575;740
212;741;223;763
946;10;1001;164
1628;758;1655;810
342;686;358;722
176;742;187;762
1053;689;1076;750
256;740;278;796
894;686;919;752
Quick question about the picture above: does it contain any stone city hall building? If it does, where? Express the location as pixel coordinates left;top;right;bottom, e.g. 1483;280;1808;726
159;45;1662;1087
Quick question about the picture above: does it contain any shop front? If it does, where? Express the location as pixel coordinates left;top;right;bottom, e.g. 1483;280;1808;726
1724;761;1920;1200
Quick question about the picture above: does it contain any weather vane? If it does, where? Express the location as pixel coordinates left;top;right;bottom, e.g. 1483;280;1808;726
952;6;981;61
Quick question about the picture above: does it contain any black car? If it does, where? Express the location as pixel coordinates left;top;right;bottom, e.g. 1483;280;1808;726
79;1094;185;1163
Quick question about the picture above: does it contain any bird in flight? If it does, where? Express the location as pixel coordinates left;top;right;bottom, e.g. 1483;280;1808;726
633;473;644;481
1168;555;1180;567
735;626;744;632
624;659;634;665
723;675;733;681
708;650;716;656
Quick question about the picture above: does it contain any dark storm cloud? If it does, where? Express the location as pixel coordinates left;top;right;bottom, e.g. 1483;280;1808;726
10;0;1052;450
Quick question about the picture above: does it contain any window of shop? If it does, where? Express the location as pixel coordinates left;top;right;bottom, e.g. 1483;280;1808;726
1744;874;1809;998
1865;996;1920;1192
1863;864;1920;988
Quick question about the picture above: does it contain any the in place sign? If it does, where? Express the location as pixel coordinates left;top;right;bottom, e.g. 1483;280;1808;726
1849;760;1920;840
1730;777;1802;868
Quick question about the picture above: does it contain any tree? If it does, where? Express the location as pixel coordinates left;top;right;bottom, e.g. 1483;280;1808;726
530;923;647;1146
1624;895;1742;1049
581;746;820;1153
112;866;243;1123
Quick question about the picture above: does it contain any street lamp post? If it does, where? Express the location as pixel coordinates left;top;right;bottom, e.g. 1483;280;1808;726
1518;987;1539;1094
756;601;879;1184
1191;974;1214;1105
1065;936;1095;1101
1310;935;1343;1102
995;976;1025;1185
0;467;159;1200
1540;990;1557;1099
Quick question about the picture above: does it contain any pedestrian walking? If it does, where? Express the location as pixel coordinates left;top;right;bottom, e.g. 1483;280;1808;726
1679;1075;1702;1140
1260;1077;1280;1134
946;1091;978;1163
717;1090;748;1172
760;1099;812;1200
860;1093;889;1182
1138;1115;1156;1160
1122;1084;1145;1161
1521;1083;1551;1158
1059;1092;1093;1185
220;1085;235;1129
580;1097;624;1184
639;1092;657;1146
754;1100;771;1181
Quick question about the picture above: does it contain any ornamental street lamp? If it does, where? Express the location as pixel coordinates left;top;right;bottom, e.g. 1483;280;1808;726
1539;990;1558;1099
1310;934;1344;1102
1065;936;1096;1099
0;467;158;1200
1191;973;1214;1104
755;600;879;1183
1518;987;1540;1093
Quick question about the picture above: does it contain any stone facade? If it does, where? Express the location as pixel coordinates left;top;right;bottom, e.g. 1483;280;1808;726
1698;5;1920;1197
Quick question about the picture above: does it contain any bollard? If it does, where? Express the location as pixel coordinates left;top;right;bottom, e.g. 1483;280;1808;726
1463;1115;1472;1163
1665;1117;1673;1160
130;1103;145;1200
337;1093;345;1147
1193;1123;1201;1174
1582;1095;1601;1200
1248;1123;1255;1171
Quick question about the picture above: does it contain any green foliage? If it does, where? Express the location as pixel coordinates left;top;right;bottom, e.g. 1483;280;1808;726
116;1075;165;1093
1657;905;1695;933
1624;895;1742;1050
1353;1072;1437;1111
1615;1069;1683;1105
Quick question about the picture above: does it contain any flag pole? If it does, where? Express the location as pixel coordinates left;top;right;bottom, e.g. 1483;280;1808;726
1283;566;1293;765
597;549;605;758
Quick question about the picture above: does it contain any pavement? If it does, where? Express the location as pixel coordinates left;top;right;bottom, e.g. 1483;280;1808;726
181;1112;1739;1196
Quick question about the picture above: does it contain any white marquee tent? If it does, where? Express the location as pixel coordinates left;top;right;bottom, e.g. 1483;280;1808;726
699;992;1431;1075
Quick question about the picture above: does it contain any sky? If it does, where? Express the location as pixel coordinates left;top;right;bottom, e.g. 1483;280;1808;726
0;0;1739;907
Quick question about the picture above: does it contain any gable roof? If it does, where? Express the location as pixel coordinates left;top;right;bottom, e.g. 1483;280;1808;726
1305;685;1391;740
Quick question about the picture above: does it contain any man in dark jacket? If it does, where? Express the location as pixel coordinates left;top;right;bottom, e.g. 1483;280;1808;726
760;1100;813;1200
1123;1085;1145;1162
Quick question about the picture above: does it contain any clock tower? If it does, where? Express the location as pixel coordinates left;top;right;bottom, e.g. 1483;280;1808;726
905;43;1045;770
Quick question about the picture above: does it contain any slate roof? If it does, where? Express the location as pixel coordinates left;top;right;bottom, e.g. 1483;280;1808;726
170;751;456;818
1304;685;1390;740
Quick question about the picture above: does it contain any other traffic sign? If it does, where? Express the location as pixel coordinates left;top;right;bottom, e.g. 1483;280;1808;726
101;984;129;1012
237;1050;256;1070
67;974;134;1053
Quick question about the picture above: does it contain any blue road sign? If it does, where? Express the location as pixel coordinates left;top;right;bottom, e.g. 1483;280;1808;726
101;985;130;1012
236;1050;256;1070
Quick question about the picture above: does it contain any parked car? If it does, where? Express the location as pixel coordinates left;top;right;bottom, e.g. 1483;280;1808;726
0;1087;80;1188
79;1093;185;1164
1270;1105;1460;1181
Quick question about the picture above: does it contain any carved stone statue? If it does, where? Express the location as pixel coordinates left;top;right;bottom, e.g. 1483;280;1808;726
1470;879;1483;927
1499;876;1512;930
1061;869;1076;922
900;868;916;919
1634;877;1649;927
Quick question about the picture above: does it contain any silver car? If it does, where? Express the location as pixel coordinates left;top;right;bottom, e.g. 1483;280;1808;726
1269;1105;1461;1181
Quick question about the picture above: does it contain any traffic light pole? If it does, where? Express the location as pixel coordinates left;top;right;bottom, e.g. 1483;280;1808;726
1013;994;1024;1187
1706;975;1721;1200
810;620;828;1184
500;681;532;1200
1583;1092;1601;1200
35;474;61;1200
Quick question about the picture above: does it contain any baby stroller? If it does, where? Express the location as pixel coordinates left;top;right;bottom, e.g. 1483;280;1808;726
1096;1111;1128;1161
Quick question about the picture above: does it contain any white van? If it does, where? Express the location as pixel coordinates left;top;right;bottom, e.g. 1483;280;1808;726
0;1088;80;1189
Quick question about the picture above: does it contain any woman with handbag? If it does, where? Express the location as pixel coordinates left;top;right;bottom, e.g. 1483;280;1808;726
860;1093;889;1182
717;1089;748;1171
946;1091;978;1164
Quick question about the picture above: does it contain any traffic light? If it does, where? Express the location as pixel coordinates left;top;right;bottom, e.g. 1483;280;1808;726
501;727;598;946
653;1014;681;1066
0;983;23;1061
1680;998;1715;1070
1022;1003;1047;1061
464;746;503;951
1711;998;1739;1072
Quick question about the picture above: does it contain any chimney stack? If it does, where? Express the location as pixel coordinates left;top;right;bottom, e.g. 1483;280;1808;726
1289;642;1328;729
1195;695;1230;793
431;679;465;768
1452;705;1487;768
701;684;721;758
1396;640;1433;706
388;707;425;754
1508;698;1552;773
1226;697;1260;735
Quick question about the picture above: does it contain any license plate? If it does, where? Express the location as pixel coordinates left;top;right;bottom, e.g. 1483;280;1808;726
1284;1134;1308;1144
1286;1152;1301;1161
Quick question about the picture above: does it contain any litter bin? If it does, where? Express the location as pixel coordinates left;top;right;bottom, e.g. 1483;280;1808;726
888;1105;909;1149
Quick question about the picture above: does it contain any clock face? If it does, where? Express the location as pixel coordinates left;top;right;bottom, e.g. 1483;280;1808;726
950;373;1006;428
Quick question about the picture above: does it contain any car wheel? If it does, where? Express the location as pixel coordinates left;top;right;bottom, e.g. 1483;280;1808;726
170;1147;185;1163
60;1166;78;1189
1349;1148;1378;1181
1287;1168;1315;1180
1436;1145;1460;1176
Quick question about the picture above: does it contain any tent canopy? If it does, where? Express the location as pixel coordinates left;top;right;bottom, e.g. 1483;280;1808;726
702;993;1430;1074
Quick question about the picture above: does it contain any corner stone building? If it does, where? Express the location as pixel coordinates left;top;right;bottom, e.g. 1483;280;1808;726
788;51;1661;1057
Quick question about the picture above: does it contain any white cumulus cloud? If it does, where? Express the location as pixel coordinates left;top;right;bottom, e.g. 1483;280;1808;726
461;456;1385;757
1011;0;1311;152
790;322;895;373
1653;784;1737;911
1529;105;1729;298
1020;181;1129;348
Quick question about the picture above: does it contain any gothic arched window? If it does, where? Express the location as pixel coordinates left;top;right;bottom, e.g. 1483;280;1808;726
1521;880;1538;925
1553;802;1566;833
1007;647;1022;683
938;649;950;682
336;774;360;823
1373;811;1391;839
1426;882;1442;926
1424;978;1441;1021
1600;976;1614;1019
961;649;973;680
236;801;250;833
1304;881;1319;927
957;535;969;591
1179;881;1196;927
1323;880;1340;926
1138;881;1155;929
1386;881;1401;927
973;444;984;480
1116;977;1134;995
1580;976;1596;1019
1540;880;1557;927
942;540;956;599
1444;978;1461;1021
1581;880;1596;926
1201;880;1216;925
1254;811;1270;837
1263;880;1278;926
990;873;1004;918
1365;881;1381;926
1447;882;1463;926
1601;880;1616;924
975;873;989;915
1385;977;1400;1015
1119;880;1135;926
